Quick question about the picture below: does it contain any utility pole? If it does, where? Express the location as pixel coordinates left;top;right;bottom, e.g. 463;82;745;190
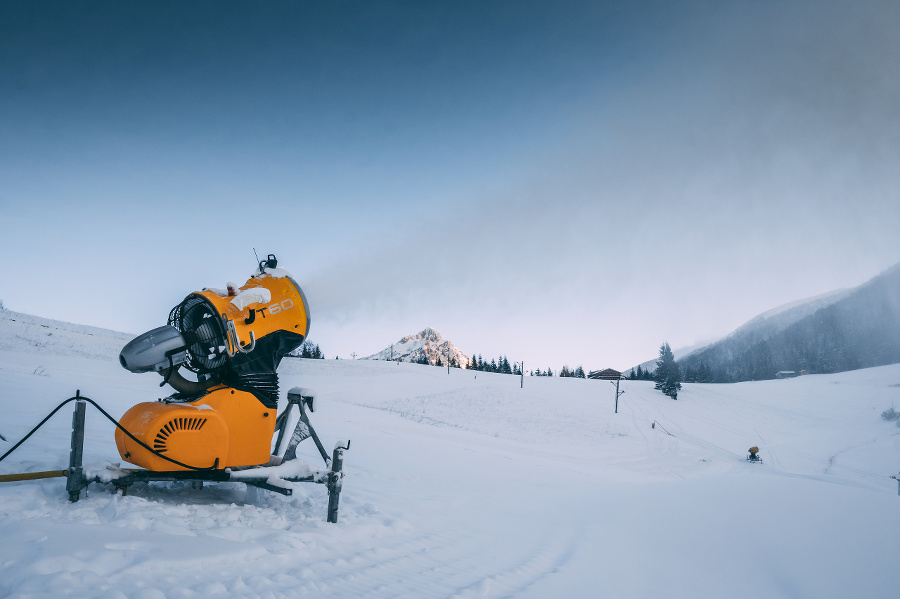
446;344;450;374
520;361;524;388
610;378;624;414
390;344;393;362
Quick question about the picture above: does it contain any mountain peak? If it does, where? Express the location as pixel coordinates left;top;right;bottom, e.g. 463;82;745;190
399;327;442;344
363;327;470;367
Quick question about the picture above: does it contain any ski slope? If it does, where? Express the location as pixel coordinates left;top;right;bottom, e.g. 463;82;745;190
1;310;899;598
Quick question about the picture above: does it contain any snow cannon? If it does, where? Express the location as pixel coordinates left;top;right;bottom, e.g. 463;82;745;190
116;254;310;471
747;446;761;462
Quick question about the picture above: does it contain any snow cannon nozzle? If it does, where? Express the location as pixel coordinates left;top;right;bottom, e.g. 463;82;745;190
119;325;189;373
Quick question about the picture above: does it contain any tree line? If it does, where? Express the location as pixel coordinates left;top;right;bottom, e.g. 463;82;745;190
468;354;519;374
466;354;588;378
289;340;325;359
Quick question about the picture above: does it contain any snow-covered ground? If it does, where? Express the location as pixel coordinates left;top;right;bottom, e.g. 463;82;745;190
1;310;899;598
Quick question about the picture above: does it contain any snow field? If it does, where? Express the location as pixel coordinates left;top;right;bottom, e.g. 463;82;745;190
1;310;899;597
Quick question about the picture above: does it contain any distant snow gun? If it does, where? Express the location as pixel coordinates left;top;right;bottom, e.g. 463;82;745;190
747;446;761;462
0;255;350;522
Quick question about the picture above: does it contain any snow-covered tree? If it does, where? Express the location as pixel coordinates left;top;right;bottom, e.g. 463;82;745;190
654;342;682;399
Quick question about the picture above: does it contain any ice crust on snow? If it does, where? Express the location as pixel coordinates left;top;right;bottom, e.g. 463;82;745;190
255;267;293;279
83;462;132;484
229;458;316;482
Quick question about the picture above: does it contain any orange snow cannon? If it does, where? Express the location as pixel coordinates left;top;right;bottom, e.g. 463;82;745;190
116;254;310;471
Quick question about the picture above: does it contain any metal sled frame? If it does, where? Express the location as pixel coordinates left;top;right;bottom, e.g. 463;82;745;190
65;387;349;523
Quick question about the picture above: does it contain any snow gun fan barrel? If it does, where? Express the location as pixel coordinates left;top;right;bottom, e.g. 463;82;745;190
119;325;189;373
115;256;312;471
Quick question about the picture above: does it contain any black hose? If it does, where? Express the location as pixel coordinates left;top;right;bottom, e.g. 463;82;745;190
0;393;218;471
160;366;217;395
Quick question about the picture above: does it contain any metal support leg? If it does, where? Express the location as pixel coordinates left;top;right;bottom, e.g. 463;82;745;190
282;393;330;465
302;405;331;465
66;394;87;502
326;441;349;523
273;401;294;456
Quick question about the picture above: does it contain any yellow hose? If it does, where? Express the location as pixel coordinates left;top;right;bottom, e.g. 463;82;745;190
0;470;67;483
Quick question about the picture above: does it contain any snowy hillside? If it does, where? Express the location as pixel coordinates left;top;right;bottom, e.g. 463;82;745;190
1;312;900;598
730;287;851;338
628;289;852;377
0;309;132;360
630;263;900;381
680;263;900;381
362;326;471;368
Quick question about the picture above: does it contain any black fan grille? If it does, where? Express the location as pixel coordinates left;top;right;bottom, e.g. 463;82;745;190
168;295;229;374
153;417;208;453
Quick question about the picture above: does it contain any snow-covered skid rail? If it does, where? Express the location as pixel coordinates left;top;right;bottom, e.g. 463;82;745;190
2;388;350;523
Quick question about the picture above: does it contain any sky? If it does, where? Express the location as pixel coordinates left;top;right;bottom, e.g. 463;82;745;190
1;0;899;372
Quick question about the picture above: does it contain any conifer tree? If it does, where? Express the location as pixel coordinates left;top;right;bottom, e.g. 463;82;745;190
698;361;712;383
654;342;682;399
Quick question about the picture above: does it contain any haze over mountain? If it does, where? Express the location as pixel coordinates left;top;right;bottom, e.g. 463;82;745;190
644;263;900;382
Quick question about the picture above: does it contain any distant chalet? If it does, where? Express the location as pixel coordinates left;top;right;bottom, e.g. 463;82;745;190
588;368;622;380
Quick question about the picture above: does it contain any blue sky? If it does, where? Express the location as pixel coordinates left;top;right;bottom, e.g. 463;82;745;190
2;1;899;371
